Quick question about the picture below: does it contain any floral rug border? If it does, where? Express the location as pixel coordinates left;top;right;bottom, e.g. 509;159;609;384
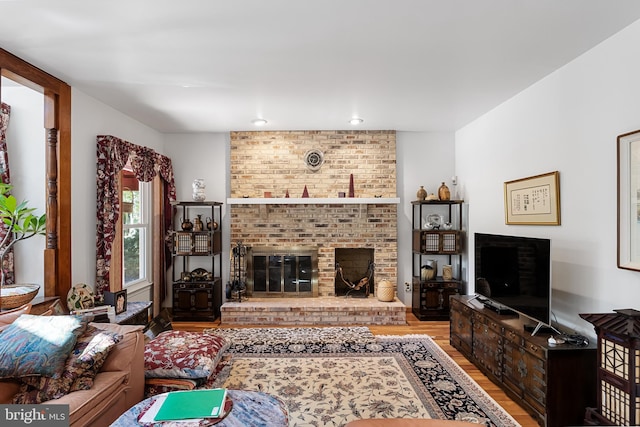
212;332;520;427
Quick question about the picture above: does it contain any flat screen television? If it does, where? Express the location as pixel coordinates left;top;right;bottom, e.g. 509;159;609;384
474;233;551;327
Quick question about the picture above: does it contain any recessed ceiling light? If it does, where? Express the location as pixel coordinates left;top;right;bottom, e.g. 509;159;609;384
349;117;364;125
252;118;268;126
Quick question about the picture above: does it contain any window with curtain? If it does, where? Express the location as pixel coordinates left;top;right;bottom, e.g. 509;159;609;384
96;135;176;305
121;169;152;289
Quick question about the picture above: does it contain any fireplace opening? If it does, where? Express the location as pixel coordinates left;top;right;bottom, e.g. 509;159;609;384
246;246;318;297
335;248;375;298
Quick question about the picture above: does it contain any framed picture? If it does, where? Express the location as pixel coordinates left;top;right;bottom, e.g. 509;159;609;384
104;290;127;315
617;129;640;271
504;171;561;225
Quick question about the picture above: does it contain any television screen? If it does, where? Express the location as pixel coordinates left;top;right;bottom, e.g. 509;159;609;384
474;233;551;325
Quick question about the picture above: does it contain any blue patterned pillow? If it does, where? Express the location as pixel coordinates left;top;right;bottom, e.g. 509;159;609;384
0;314;86;379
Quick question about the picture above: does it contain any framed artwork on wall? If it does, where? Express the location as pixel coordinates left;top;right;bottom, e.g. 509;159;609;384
617;129;640;271
504;171;561;225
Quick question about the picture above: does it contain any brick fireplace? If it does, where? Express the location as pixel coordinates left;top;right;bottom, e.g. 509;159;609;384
222;130;405;325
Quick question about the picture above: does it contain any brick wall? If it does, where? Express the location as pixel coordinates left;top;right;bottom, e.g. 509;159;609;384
229;130;397;296
230;130;396;198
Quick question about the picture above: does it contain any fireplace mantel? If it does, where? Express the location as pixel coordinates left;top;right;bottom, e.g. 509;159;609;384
227;197;400;205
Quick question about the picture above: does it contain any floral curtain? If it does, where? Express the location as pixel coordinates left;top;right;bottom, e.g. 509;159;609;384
0;103;14;285
96;135;176;300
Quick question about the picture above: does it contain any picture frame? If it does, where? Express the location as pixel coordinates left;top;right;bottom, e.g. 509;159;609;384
617;129;640;271
504;171;561;225
104;290;127;315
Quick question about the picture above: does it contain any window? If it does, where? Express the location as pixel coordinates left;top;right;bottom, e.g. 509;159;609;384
121;171;152;290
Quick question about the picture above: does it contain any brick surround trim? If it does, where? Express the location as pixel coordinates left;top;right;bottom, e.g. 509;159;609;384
229;130;398;297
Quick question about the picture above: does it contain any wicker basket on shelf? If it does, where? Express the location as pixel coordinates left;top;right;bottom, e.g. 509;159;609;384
0;284;39;309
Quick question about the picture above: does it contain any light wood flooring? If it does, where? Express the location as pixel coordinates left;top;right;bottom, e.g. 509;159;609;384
173;312;538;427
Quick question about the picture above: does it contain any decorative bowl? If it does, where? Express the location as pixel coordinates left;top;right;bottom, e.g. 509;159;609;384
0;284;40;309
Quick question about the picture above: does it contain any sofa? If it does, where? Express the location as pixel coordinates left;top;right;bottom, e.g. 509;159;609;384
0;321;145;427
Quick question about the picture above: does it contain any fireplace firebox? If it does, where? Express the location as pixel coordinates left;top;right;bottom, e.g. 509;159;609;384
246;247;318;297
335;248;375;297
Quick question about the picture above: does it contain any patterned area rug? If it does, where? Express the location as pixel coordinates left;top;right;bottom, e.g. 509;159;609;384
205;326;376;346
209;329;520;427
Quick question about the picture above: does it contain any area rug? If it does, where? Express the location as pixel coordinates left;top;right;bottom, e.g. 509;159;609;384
205;326;376;346
209;330;520;427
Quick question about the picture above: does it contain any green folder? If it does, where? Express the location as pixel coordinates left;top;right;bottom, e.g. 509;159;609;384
154;389;228;421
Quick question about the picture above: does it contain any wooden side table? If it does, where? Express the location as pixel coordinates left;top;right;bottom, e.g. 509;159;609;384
115;301;152;326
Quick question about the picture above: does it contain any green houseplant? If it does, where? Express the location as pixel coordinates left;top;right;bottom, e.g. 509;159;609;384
0;182;46;307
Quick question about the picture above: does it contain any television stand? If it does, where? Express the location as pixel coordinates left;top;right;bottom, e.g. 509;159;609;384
450;295;597;427
481;299;517;316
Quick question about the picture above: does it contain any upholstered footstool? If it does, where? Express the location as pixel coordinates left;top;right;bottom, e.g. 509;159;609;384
112;389;288;426
345;420;480;427
143;330;229;397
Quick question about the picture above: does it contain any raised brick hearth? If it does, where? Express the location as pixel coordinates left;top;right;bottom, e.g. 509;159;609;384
220;296;406;325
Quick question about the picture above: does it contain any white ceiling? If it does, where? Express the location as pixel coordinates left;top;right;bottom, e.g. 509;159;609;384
1;1;640;133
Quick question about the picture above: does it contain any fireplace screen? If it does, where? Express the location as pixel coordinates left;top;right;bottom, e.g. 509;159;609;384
247;247;318;297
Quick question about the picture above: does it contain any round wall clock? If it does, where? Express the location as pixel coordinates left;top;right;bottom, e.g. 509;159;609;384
303;149;324;171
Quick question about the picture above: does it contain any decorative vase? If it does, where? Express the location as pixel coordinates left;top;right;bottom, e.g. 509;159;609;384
192;179;206;201
193;215;203;231
181;218;193;231
438;182;450;201
206;217;218;231
349;174;355;197
285;189;290;198
442;265;453;280
416;186;427;201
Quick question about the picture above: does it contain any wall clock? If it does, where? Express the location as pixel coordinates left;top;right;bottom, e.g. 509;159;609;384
303;149;324;171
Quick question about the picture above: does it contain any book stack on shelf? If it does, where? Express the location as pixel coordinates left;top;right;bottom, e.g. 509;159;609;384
139;389;231;424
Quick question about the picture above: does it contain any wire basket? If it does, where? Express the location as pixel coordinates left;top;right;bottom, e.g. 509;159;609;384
0;284;39;309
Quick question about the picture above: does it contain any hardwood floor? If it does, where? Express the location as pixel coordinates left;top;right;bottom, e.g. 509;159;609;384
173;312;538;427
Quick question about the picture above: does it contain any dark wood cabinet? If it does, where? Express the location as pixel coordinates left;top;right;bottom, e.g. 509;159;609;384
411;200;465;320
450;295;597;427
170;201;223;321
472;311;503;380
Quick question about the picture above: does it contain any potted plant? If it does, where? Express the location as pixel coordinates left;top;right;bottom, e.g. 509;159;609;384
0;182;46;308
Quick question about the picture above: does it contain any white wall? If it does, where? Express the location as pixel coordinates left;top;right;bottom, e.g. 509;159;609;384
71;89;165;297
163;133;229;307
160;132;451;308
456;19;640;336
1;82;46;295
397;131;456;305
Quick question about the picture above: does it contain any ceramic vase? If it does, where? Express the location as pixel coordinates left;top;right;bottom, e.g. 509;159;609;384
416;186;427;201
192;178;206;201
438;182;450;200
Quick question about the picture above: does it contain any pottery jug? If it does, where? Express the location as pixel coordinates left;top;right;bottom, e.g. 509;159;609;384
181;217;193;231
193;215;203;231
416;186;427;201
438;182;450;201
206;217;218;231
